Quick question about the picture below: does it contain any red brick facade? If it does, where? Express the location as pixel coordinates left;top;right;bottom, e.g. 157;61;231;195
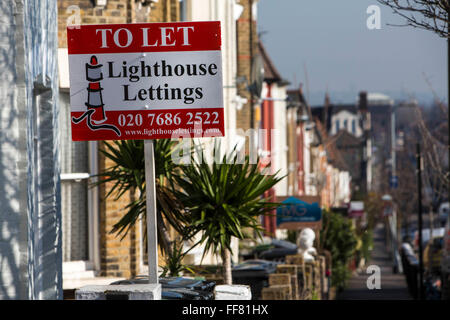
236;0;259;133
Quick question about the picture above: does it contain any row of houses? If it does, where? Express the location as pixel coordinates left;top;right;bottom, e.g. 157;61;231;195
0;0;397;299
57;0;353;290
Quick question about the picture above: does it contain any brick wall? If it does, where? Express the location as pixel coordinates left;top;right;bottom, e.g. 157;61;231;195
58;0;132;48
138;0;179;23
236;0;258;133
58;0;180;47
286;108;297;195
98;149;142;278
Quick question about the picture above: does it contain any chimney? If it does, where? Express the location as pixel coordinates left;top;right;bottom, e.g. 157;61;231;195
359;91;368;112
323;92;330;129
324;92;330;106
298;82;303;95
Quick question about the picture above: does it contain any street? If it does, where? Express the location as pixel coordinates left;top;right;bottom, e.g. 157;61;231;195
338;224;411;300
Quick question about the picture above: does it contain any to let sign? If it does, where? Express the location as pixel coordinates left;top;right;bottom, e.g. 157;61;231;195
67;21;224;141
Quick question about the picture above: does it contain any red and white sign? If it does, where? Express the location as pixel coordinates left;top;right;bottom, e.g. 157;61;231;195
348;201;364;218
67;22;224;141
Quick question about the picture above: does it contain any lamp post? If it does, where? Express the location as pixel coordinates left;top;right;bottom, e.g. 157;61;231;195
249;0;254;131
382;193;402;273
416;143;424;300
382;194;392;252
390;105;397;190
389;105;401;273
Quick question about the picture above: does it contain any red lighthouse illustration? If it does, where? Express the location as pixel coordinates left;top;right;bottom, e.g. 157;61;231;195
72;55;121;137
85;55;107;124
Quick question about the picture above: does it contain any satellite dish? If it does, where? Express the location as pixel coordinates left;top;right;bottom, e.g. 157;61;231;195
249;53;264;97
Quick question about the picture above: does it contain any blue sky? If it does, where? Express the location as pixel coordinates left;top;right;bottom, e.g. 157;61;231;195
258;0;447;105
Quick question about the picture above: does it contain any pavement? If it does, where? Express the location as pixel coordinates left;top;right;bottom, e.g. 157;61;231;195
337;223;412;300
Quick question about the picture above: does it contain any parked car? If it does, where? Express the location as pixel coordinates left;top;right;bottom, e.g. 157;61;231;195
232;259;278;300
413;228;445;251
441;214;450;300
438;202;449;221
423;236;443;274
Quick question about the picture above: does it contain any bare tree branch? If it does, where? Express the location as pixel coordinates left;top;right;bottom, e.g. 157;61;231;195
377;0;450;37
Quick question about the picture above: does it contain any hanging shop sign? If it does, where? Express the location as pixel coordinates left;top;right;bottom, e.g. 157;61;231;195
276;196;322;230
348;201;365;218
67;21;224;141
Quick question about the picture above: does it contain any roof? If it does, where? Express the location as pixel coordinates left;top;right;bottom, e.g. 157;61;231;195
311;102;360;132
311;106;326;122
333;129;363;148
286;87;307;108
315;120;350;172
258;41;285;84
287;87;322;143
366;93;394;106
330;104;358;115
312;104;357;114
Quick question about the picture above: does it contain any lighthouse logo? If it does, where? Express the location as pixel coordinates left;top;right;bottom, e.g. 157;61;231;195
72;55;121;137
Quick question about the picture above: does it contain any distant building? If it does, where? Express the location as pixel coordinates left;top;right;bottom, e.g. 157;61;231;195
286;88;352;209
312;92;373;194
286;86;310;197
257;40;289;235
365;93;393;192
330;105;363;138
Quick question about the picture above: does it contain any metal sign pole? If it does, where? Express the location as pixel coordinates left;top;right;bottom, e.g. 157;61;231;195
416;143;424;300
144;139;158;284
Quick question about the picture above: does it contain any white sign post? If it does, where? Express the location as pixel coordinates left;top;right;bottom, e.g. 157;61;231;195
144;139;158;283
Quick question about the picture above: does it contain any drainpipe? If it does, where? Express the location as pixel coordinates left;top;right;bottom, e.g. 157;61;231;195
261;83;277;236
262;84;270;235
297;121;305;196
268;86;277;235
249;0;254;131
88;141;100;271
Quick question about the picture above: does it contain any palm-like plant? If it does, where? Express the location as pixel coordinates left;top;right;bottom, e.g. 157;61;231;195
95;139;189;254
160;240;195;277
172;145;283;284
